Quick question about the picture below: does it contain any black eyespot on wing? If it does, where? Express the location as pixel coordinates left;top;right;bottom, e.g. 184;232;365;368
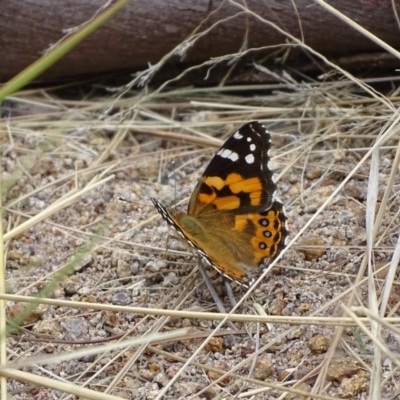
259;218;269;227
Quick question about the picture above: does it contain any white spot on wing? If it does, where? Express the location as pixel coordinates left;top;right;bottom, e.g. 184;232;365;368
219;148;239;162
245;154;255;164
233;131;243;139
250;144;256;151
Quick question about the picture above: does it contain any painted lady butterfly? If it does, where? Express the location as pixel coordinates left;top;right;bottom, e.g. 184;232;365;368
152;121;288;287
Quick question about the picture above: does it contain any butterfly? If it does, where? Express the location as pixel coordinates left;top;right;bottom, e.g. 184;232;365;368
151;121;288;287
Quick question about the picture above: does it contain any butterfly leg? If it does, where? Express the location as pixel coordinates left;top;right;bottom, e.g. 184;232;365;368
196;255;237;330
223;280;238;308
161;234;175;260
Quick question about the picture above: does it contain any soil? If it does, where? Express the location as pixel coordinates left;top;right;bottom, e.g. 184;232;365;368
3;96;400;399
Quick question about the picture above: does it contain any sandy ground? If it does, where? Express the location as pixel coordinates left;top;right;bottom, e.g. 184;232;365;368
3;95;400;399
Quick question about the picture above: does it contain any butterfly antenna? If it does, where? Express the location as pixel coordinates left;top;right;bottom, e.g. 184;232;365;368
117;197;153;208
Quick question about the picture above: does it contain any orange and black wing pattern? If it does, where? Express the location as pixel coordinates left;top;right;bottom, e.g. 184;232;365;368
188;121;278;217
152;121;288;287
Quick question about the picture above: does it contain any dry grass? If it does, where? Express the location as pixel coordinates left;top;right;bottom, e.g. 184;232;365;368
2;3;400;400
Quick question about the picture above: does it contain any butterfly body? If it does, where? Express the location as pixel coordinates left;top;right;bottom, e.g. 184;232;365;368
152;121;288;287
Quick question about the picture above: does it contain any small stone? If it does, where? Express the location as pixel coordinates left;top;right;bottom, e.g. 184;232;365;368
73;254;93;272
337;370;369;398
270;289;286;316
30;254;44;267
253;358;273;380
326;357;360;382
304;204;317;214
8;250;23;261
82;295;97;303
146;260;167;272
149;363;161;374
205;337;223;353
344;183;367;201
287;326;304;340
223;335;241;349
123;376;136;389
116;259;131;281
24;303;50;325
139;368;154;381
111;292;131;305
33;320;62;338
340;210;354;223
104;311;121;327
334;150;346;161
288;174;299;184
61;318;90;340
298;303;311;313
153;373;168;387
277;369;291;381
334;248;347;262
308;335;331;354
299;237;326;261
53;285;65;298
74;159;85;169
287;383;311;399
19;256;30;265
166;365;180;379
63;275;82;296
306;168;322;180
63;158;73;167
207;361;230;385
162;272;179;286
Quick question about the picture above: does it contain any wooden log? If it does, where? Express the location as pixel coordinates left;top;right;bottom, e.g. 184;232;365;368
1;0;399;82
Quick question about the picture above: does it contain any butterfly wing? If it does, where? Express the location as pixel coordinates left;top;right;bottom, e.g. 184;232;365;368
152;121;288;287
188;121;277;217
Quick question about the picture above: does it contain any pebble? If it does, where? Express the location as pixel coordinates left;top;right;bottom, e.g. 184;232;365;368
8;250;23;261
73;255;93;272
205;337;223;353
306;168;322;180
344;182;366;200
298;303;311;313
340;210;354;223
116;259;132;281
253;358;273;380
299;237;326;261
287;326;304;340
33;320;62;338
61;318;90;340
146;260;167;272
153;373;168;387
308;334;331;354
223;335;241;349
207;360;230;385
30;254;44;267
337;370;369;398
139;369;154;381
63;275;82;296
304;204;317;214
162;272;179;286
326;357;361;382
110;292;131;306
277;369;291;381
